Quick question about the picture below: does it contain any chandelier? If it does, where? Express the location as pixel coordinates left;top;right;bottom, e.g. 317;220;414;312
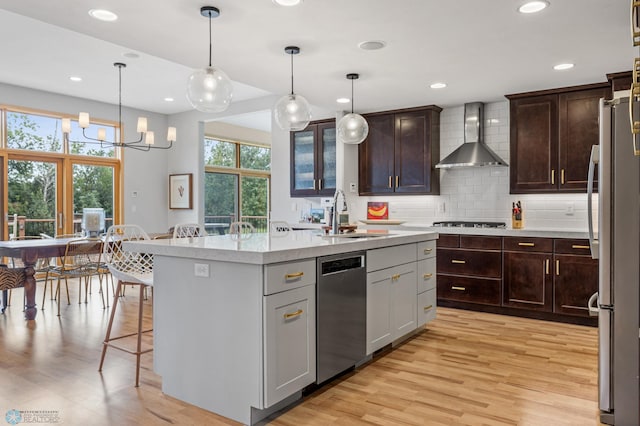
62;62;176;151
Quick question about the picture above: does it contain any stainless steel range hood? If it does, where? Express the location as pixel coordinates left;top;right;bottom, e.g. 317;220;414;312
435;102;508;169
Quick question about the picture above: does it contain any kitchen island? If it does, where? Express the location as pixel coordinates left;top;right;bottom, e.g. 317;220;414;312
125;229;438;425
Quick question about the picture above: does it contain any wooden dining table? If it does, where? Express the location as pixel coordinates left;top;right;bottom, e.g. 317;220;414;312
0;237;80;321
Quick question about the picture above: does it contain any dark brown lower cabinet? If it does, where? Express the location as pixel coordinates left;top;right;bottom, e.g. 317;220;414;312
503;251;552;312
436;234;597;325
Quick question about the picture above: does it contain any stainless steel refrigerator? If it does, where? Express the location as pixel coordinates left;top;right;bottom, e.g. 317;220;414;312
587;96;640;425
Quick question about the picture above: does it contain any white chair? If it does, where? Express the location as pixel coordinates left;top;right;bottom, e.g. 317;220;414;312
229;221;256;235
173;223;206;238
269;221;291;233
99;224;153;387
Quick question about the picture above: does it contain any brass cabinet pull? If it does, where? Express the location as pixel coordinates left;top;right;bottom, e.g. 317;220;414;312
561;169;565;185
518;242;535;247
633;0;640;45
391;273;402;281
284;309;303;319
285;272;304;280
451;259;466;264
556;259;560;276
423;248;433;254
451;286;466;291
551;169;555;185
395;176;399;188
388;176;393;188
545;259;550;275
630;60;640;155
423;304;433;311
572;244;590;250
423;273;433;279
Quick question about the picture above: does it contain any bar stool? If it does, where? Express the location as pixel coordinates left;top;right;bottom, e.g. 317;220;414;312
99;224;153;387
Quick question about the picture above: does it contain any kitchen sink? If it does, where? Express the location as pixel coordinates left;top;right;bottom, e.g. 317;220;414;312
320;232;394;239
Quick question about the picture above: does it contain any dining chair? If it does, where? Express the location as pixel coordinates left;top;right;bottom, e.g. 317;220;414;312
229;221;256;235
48;237;105;316
269;221;291;233
173;223;206;238
99;224;153;387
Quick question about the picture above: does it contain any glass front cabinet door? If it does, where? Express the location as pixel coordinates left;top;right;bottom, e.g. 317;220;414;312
290;120;336;197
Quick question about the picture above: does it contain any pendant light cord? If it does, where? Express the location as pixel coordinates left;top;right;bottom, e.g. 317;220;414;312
351;78;355;113
290;52;294;95
208;11;213;67
118;64;123;128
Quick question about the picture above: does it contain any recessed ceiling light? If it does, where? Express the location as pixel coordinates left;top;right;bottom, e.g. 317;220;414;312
272;0;302;6
336;98;350;104
518;1;549;14
430;82;447;89
69;76;82;82
88;9;118;22
553;63;574;70
164;97;175;102
358;40;386;51
123;52;140;59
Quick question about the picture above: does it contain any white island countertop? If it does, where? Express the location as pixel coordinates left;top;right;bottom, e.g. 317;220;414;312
125;229;438;265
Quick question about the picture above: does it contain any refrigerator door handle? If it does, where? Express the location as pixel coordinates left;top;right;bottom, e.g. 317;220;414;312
587;144;599;259
588;291;599;317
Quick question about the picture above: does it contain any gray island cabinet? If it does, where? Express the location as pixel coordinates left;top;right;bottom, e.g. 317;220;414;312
125;229;438;425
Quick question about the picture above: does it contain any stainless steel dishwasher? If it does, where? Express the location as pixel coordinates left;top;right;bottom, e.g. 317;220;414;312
316;251;366;384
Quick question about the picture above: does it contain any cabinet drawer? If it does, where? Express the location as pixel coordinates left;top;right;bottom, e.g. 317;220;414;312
460;235;502;250
417;240;436;260
437;275;501;306
437;249;501;278
417;289;436;327
367;243;417;272
436;234;459;248
553;239;592;255
417;258;436;293
264;259;316;295
503;237;553;252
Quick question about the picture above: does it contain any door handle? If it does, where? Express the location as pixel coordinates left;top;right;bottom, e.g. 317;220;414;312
587;145;599;259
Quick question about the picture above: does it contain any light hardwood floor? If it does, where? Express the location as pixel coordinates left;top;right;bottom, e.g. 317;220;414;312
0;278;603;425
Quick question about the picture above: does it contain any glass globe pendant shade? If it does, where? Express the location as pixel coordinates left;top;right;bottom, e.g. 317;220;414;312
187;66;233;113
274;93;312;131
337;112;369;145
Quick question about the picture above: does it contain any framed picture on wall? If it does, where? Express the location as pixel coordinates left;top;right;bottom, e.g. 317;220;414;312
169;173;193;209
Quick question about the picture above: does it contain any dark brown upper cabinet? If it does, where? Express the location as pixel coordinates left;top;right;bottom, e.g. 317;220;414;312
507;83;610;194
358;106;441;195
290;119;336;197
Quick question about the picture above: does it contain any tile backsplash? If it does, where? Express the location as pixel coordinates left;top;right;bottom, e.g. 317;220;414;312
354;100;593;231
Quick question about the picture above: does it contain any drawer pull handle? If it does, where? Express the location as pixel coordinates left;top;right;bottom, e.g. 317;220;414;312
423;248;433;254
451;260;466;264
285;272;304;280
423;304;433;311
451;286;466;291
423;273;433;279
518;242;535;247
571;245;590;250
391;273;401;281
283;309;303;320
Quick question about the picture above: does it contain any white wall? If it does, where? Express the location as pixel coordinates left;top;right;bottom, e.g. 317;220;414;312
271;100;592;231
0;82;170;233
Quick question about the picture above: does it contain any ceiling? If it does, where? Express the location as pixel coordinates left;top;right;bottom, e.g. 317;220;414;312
0;0;635;133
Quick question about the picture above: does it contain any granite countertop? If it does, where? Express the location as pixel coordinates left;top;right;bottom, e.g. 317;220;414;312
125;229;438;265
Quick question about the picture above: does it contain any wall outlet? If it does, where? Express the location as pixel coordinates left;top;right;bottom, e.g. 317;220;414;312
320;198;333;207
565;202;575;216
194;263;209;277
438;202;446;214
349;182;357;193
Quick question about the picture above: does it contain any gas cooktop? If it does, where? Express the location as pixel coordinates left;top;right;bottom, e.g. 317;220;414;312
432;221;507;229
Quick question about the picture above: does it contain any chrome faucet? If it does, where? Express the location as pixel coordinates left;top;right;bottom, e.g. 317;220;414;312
330;189;347;235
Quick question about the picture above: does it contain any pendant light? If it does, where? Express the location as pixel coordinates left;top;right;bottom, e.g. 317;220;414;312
337;73;369;144
274;46;312;131
186;6;233;113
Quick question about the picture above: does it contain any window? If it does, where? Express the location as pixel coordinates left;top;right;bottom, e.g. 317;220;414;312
2;107;121;238
204;137;270;233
